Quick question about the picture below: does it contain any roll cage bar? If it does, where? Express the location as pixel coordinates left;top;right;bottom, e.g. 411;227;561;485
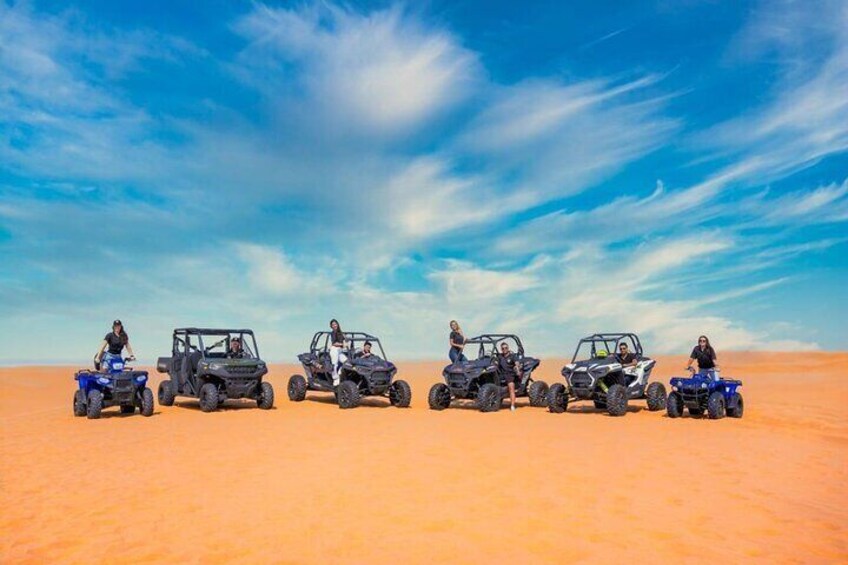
465;334;525;358
171;328;259;359
309;331;388;359
571;333;643;363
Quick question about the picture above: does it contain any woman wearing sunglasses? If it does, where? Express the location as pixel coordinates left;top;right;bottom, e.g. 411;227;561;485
686;335;720;379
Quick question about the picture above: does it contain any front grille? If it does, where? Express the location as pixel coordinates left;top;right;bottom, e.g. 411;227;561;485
370;371;390;385
570;374;593;389
229;365;257;375
113;378;134;393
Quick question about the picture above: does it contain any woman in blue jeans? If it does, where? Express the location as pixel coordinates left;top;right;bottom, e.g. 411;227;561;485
94;319;135;370
686;335;720;380
448;320;467;364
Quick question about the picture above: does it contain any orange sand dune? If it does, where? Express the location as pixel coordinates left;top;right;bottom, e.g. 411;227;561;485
2;352;847;563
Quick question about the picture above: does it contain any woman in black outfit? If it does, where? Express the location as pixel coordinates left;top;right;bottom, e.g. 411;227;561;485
448;320;467;364
686;335;720;379
94;319;135;369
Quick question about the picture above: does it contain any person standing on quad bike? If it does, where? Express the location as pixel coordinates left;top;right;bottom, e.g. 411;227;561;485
448;320;467;364
687;335;720;380
616;343;638;367
329;319;347;387
227;337;247;358
497;341;523;412
94;319;135;370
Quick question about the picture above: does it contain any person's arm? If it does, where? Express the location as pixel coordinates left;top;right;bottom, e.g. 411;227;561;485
686;351;696;372
94;340;107;360
712;350;719;370
125;340;135;358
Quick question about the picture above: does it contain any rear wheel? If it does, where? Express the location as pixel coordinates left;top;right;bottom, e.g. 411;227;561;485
198;383;219;412
287;374;307;401
73;390;87;417
86;390;103;419
140;387;154;417
606;384;628;417
157;380;175;407
337;380;360;409
707;391;726;420
547;383;568;413
257;381;274;410
388;380;412;408
646;382;667;411
428;383;451;410
666;391;683;418
120;405;135;414
477;383;501;412
727;393;744;418
528;381;549;407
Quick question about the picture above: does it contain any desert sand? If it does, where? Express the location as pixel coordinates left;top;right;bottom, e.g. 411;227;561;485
1;352;847;563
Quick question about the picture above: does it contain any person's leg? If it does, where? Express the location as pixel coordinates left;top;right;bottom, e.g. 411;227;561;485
449;349;458;364
459;352;468;363
330;346;340;386
508;379;516;410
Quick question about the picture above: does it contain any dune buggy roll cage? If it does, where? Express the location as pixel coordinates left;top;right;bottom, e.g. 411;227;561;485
571;333;643;362
172;328;259;359
464;334;526;359
309;331;388;360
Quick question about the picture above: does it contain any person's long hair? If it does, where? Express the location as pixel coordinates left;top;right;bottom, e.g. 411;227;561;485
330;319;342;333
113;321;128;345
698;335;715;356
450;320;462;335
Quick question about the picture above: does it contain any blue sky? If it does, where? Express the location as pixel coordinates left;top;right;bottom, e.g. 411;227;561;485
1;0;846;364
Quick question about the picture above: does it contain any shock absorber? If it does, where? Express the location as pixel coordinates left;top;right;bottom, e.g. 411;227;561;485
599;381;609;393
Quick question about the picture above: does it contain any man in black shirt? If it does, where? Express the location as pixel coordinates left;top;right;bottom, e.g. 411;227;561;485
497;342;523;412
227;337;247;359
615;343;637;367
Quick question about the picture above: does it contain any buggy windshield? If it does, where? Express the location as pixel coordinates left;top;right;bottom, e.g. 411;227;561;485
196;332;258;359
466;335;523;359
310;332;388;360
572;334;640;363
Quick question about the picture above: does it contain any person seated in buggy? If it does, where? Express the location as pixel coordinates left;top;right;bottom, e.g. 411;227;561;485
616;342;638;367
497;341;523;412
227;337;247;359
355;341;377;359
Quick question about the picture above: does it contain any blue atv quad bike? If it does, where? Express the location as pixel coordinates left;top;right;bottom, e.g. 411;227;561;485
73;356;154;419
666;371;744;419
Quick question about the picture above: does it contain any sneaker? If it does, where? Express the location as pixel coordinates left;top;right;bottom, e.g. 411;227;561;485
510;404;516;412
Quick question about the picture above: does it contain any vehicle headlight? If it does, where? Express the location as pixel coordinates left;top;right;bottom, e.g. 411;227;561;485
672;386;678;391
257;363;266;369
701;382;708;389
97;377;110;385
209;363;222;370
591;366;610;376
135;376;145;383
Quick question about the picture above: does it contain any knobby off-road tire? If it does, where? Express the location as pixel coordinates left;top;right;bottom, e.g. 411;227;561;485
606;384;628;417
546;383;568;413
528;381;549;407
666;391;683;418
428;383;451;410
121;405;135;414
199;383;219;412
707;391;726;420
388;380;412;408
337;380;361;409
727;393;744;418
86;390;103;419
158;380;176;407
73;390;87;417
141;387;154;417
477;383;501;412
646;382;667;411
257;381;274;410
287;374;307;402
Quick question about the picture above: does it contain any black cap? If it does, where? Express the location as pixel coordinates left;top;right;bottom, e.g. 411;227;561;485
113;319;123;326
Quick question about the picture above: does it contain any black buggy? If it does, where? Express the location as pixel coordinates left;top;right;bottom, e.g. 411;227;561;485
428;334;547;412
156;328;274;412
287;332;411;409
547;332;666;417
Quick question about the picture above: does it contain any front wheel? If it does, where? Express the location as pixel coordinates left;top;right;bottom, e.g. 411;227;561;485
337;380;361;409
666;391;683;418
477;383;501;412
140;387;154;417
727;392;744;418
428;383;451;410
547;383;568;413
646;382;667;411
528;381;549;407
707;391;726;419
158;380;175;407
198;383;219;412
606;384;628;417
86;390;103;419
388;380;412;408
287;374;307;401
73;390;87;417
257;381;274;410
